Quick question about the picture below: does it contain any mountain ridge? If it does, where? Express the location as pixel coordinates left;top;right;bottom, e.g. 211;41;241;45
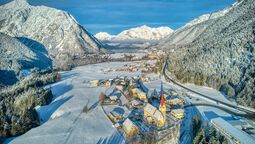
95;25;173;41
0;0;105;70
0;32;52;86
160;0;255;108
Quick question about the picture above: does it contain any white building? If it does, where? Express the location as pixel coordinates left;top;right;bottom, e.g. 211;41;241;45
211;117;255;144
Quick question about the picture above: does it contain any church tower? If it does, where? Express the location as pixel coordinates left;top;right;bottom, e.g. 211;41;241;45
159;81;166;118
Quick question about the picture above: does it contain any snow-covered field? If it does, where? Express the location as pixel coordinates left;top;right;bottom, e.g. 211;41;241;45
184;83;235;105
8;61;144;144
5;61;241;144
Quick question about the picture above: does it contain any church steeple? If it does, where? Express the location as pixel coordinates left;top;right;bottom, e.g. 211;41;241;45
160;82;165;107
159;81;166;117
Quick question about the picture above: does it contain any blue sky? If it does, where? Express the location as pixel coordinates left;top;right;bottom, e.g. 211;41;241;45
1;0;236;34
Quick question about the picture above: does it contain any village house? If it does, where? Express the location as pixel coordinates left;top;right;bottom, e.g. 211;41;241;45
103;80;111;86
108;111;123;122
122;118;139;137
97;79;112;86
131;88;147;100
129;99;143;109
166;97;183;106
141;77;150;83
170;109;185;119
108;95;118;102
114;122;122;129
116;85;124;91
169;90;178;96
90;80;99;86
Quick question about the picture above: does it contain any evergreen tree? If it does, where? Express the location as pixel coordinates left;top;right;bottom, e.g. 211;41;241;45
209;126;217;144
193;129;203;144
223;138;228;144
193;127;206;144
192;115;201;139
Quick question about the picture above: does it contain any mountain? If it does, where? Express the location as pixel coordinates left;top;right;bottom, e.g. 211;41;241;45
95;32;115;40
158;1;241;48
0;0;105;70
95;25;173;41
0;33;52;86
116;25;173;40
95;25;173;50
160;0;255;108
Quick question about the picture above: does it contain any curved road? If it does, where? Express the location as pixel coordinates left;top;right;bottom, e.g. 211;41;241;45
162;61;255;118
185;103;255;118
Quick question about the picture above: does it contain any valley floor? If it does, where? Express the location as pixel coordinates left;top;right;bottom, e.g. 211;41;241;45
4;60;254;144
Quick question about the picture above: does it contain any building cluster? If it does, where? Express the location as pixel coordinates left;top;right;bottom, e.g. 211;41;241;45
95;76;185;141
90;75;158;89
120;62;156;73
147;50;165;60
100;61;157;74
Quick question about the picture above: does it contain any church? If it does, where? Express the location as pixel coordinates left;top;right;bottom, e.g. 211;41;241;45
144;82;166;128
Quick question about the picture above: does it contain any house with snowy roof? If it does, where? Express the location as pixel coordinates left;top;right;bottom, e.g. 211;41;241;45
131;88;147;100
122;118;139;137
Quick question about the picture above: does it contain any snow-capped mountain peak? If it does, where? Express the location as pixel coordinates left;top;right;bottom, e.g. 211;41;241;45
95;32;115;40
116;25;173;40
95;25;173;41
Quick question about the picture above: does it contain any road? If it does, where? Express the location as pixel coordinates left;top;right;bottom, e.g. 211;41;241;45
162;61;255;118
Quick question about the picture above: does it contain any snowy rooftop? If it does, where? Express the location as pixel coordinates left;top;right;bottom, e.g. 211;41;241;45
171;109;184;114
144;103;164;121
123;118;137;131
211;117;255;144
144;103;157;115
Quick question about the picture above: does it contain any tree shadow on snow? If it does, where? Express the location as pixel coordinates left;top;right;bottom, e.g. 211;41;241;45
97;131;124;144
51;83;73;100
203;111;234;121
139;81;149;93
36;83;74;123
0;70;18;86
179;106;200;144
113;107;125;115
60;72;78;81
88;101;100;112
37;95;73;122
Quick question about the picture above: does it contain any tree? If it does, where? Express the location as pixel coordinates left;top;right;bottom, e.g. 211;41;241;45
193;129;203;144
192;115;201;139
218;133;225;144
193;127;206;144
99;92;106;103
209;126;217;144
222;138;228;144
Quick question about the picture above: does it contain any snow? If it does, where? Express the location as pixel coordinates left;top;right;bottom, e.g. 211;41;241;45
184;83;235;105
211;117;255;144
3;137;16;144
95;32;115;40
95;25;173;41
6;60;249;144
183;1;240;28
9;61;143;144
22;69;31;77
